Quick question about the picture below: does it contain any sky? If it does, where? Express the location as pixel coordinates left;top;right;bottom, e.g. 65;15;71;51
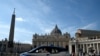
0;0;100;44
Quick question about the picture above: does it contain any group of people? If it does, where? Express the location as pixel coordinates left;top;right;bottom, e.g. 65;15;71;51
38;48;49;53
70;52;96;56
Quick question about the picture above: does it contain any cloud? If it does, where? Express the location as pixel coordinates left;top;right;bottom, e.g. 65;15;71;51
0;23;10;40
15;27;33;35
16;17;25;22
0;22;33;35
81;22;97;29
62;26;78;37
37;0;51;14
44;28;52;33
44;29;52;33
63;26;76;33
0;24;10;29
14;27;34;44
61;22;97;37
75;14;86;23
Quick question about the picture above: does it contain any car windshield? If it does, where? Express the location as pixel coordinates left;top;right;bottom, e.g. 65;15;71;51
28;46;67;53
28;47;38;53
28;46;48;53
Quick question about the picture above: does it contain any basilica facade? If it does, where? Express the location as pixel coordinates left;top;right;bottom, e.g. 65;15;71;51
32;25;70;51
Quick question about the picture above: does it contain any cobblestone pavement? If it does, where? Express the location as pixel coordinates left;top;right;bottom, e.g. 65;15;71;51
0;52;19;56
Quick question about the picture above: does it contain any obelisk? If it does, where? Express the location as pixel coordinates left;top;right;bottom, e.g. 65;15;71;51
8;8;16;52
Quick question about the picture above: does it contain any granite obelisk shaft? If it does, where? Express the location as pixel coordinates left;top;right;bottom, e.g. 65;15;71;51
8;9;15;48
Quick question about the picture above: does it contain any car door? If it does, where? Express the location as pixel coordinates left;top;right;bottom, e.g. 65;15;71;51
29;47;50;56
51;52;70;56
29;53;50;56
50;47;69;56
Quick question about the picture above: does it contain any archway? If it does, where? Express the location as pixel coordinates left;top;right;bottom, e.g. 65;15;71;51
72;45;75;53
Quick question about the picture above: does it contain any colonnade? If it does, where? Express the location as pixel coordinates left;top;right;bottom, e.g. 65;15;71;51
69;40;100;55
78;43;100;54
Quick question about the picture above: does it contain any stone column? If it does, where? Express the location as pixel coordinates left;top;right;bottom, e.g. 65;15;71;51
86;44;88;53
97;43;99;54
75;42;78;56
83;44;85;52
75;44;77;55
93;43;95;50
81;44;84;56
69;42;72;54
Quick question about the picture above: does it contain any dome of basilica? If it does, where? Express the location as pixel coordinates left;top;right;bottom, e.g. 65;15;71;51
51;25;62;35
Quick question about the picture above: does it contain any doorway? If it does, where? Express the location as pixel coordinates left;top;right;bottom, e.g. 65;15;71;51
72;45;75;53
